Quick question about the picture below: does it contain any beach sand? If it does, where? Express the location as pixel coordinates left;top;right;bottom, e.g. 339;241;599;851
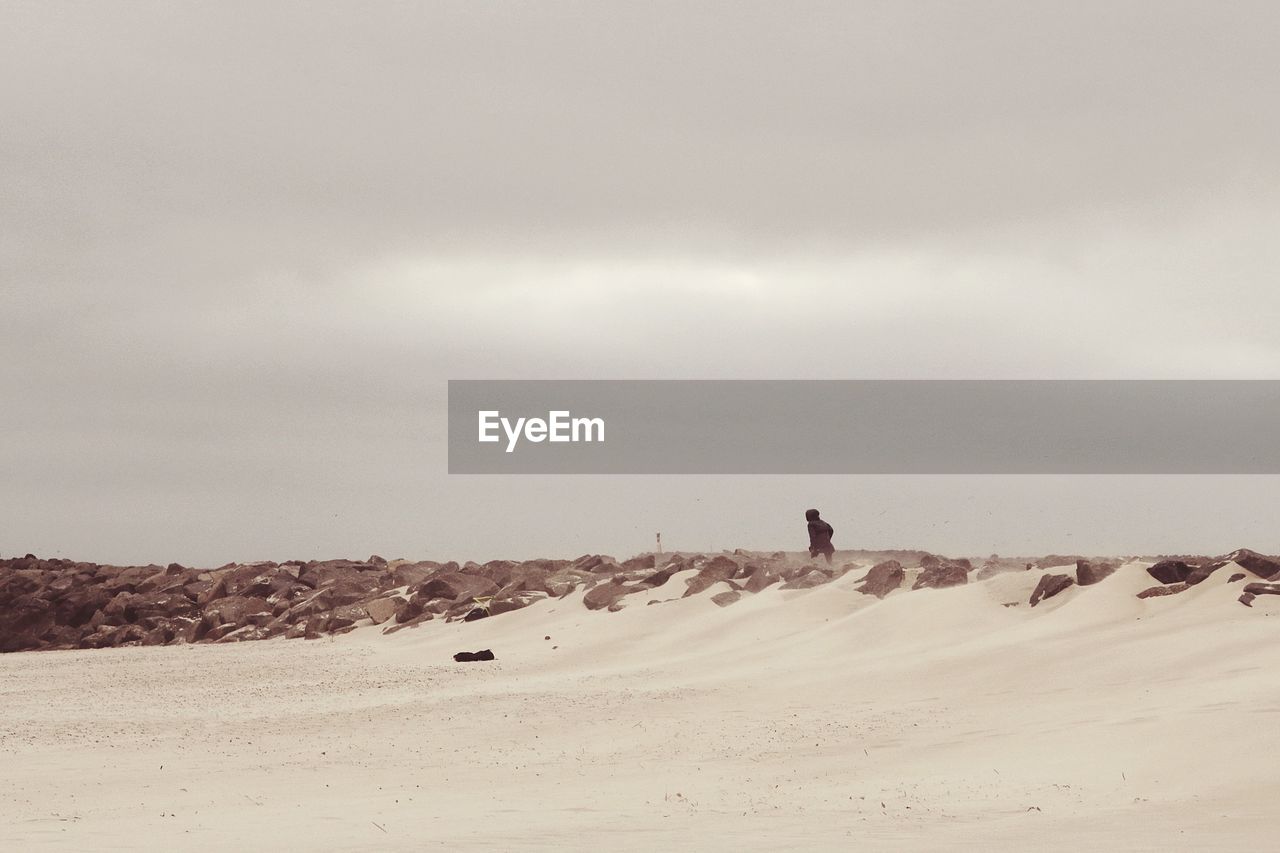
2;563;1276;851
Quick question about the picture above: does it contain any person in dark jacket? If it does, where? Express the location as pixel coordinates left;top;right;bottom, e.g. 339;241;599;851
805;508;835;564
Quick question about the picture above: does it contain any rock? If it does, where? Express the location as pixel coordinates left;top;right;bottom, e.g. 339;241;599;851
463;607;489;621
711;590;742;607
912;559;969;590
1030;574;1074;606
391;561;441;587
1146;560;1194;584
1242;582;1280;597
1036;555;1085;570
298;560;379;590
200;622;238;642
170;616;202;644
487;595;539;617
743;564;780;593
215;625;271;643
394;597;427;623
414;573;499;604
1184;564;1224;586
453;649;495;662
136;566;198;594
203;596;273;627
494;565;557;598
621;554;656;571
363;597;400;625
572;554;616;573
703;555;743;578
583;579;635;611
974;558;1029;581
383;612;433;634
0;599;56;652
856;561;904;599
1137;583;1188;599
100;565;161;594
1229;573;1246;583
56;586;111;628
327;615;356;631
781;569;833;590
1076;560;1116;586
284;587;344;621
683;559;741;597
1239;592;1255;607
1224;549;1280;579
636;565;681;589
919;554;972;571
330;603;369;623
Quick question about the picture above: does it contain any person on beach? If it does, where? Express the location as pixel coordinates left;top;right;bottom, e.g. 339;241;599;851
805;508;835;564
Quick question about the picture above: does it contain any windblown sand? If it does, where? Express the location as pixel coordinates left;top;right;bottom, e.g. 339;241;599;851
2;564;1276;851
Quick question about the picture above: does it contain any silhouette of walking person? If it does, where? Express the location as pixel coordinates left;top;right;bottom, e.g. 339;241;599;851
806;508;835;565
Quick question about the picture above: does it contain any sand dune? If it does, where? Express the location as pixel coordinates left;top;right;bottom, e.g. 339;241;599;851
2;562;1277;851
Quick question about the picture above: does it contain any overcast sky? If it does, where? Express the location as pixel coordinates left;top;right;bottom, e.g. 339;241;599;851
3;2;1279;566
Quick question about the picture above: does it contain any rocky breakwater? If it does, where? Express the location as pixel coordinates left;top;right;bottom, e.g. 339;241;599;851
5;547;1276;653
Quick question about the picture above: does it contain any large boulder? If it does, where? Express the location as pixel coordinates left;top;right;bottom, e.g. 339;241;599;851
1225;549;1280;580
414;573;499;604
216;625;272;644
1036;555;1085;570
0;597;56;652
780;569;833;590
572;554;617;574
711;590;742;607
487;593;542;617
100;565;162;594
1030;573;1074;606
743;564;780;593
621;554;657;572
1146;560;1194;585
1242;582;1280;597
170;616;203;644
636;564;682;590
136;564;199;594
912;558;970;590
856;561;904;599
583;578;636;611
1137;583;1188;599
683;559;741;597
477;560;524;587
1076;560;1116;586
495;565;555;597
363;597;400;625
390;561;441;587
703;555;743;579
298;559;381;590
128;591;197;620
55;585;112;628
974;558;1030;581
203;596;273;627
1184;564;1225;586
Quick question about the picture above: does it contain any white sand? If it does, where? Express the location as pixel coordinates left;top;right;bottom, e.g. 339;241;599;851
3;565;1277;851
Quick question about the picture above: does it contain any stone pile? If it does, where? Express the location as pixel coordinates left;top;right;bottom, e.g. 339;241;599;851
4;546;1277;653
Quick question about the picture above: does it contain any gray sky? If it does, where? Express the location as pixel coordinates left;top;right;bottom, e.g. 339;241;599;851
3;2;1279;566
